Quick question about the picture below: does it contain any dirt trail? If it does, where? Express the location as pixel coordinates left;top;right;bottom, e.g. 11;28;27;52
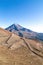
5;34;12;44
21;38;43;58
2;33;43;58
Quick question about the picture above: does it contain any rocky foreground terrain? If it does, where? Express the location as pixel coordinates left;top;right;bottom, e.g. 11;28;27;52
0;28;43;65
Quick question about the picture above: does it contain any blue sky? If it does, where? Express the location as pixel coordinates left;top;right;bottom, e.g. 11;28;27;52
0;0;43;33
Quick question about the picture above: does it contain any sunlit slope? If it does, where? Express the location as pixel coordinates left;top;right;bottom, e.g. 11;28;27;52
0;45;15;65
0;45;43;65
0;28;11;44
0;28;43;65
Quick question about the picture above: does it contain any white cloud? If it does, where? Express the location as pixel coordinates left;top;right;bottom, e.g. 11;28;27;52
27;24;43;33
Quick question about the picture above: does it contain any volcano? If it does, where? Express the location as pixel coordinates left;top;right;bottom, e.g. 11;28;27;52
5;24;43;41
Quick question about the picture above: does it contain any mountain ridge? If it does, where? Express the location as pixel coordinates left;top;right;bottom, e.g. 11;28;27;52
5;24;43;41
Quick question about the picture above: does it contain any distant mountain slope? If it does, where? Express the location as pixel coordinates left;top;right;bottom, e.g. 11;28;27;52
5;24;43;41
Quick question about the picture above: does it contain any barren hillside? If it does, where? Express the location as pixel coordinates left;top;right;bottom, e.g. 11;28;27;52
0;28;43;65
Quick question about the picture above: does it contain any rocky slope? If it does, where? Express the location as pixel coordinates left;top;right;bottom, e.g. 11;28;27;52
5;24;43;41
0;28;43;65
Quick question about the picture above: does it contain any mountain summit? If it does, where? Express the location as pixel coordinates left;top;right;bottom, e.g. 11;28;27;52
5;24;32;32
5;24;43;41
